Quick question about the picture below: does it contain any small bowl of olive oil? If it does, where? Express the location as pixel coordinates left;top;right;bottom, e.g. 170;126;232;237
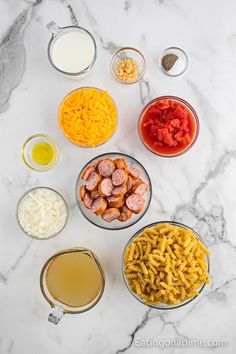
22;134;60;172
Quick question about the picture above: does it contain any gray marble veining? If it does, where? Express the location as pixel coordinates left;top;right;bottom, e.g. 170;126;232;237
0;9;29;113
0;0;235;353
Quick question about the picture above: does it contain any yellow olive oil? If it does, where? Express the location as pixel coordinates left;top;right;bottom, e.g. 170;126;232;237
31;142;54;166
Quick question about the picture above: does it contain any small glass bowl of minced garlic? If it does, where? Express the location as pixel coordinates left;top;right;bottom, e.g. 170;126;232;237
110;47;146;84
22;134;60;172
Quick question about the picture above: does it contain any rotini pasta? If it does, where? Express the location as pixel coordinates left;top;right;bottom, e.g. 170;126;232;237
124;223;211;305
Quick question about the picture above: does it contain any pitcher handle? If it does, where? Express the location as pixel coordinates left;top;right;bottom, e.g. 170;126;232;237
48;306;64;325
47;21;60;36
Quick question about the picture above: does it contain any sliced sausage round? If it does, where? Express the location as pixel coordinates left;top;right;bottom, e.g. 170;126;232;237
126;193;145;214
93;159;102;170
107;195;124;208
86;171;102;191
91;197;107;215
81;165;95;180
132;178;142;190
112;169;128;186
83;192;93;209
115;158;128;171
98;178;113;197
118;206;133;222
132;181;148;196
78;185;86;201
129;167;140;179
112;183;127;197
90;189;100;200
126;176;134;193
102;208;120;222
98;159;115;177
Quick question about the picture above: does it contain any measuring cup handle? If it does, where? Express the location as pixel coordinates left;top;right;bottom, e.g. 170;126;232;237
47;21;60;36
48;306;64;325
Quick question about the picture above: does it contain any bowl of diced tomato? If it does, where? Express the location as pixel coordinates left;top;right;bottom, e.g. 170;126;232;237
138;96;199;157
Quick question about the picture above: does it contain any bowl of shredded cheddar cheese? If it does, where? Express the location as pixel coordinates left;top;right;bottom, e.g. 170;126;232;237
58;87;118;147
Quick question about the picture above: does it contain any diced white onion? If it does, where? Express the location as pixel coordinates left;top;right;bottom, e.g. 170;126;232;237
18;188;68;238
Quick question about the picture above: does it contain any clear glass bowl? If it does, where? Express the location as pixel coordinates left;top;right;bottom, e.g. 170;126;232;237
122;221;210;310
22;134;60;172
16;187;69;240
40;248;105;322
58;87;118;147
75;152;152;230
138;96;199;157
159;47;188;77
47;22;97;79
110;47;146;84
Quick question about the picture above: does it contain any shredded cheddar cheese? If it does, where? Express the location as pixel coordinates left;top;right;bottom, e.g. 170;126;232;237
58;87;117;147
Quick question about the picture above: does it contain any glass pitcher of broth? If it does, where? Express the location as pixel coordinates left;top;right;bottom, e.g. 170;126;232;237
40;248;105;324
47;21;97;79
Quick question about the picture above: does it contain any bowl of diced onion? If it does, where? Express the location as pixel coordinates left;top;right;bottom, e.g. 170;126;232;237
16;187;69;240
122;221;210;309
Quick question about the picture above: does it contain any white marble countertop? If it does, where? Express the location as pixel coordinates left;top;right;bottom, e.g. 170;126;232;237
0;0;236;353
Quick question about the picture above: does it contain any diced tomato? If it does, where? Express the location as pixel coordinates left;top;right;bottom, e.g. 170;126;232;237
150;124;159;137
140;98;196;155
173;140;178;147
156;99;170;110
154;117;163;124
157;128;168;142
168;100;176;108
156;121;165;128
142;119;153;127
157;129;163;142
147;106;161;120
182;107;189;117
161;110;166;120
170;119;180;128
180;118;188;130
148;106;161;115
173;106;185;119
157;127;174;146
174;131;184;142
179;134;191;145
163;131;174;146
153;141;163;146
165;110;174;121
168;125;175;133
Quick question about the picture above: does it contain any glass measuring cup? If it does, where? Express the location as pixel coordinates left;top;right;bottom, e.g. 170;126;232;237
40;248;105;324
47;21;97;79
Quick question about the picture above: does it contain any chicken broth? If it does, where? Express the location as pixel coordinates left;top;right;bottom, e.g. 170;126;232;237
45;251;103;308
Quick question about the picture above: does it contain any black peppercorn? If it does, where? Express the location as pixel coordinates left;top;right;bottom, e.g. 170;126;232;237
162;54;178;71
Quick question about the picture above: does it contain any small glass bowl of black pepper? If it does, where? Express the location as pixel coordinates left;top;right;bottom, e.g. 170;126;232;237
159;47;188;77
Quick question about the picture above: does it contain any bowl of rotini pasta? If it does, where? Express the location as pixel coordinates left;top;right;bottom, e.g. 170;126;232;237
122;221;211;309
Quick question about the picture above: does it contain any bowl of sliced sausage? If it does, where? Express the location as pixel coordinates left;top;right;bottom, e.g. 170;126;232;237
76;152;152;230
